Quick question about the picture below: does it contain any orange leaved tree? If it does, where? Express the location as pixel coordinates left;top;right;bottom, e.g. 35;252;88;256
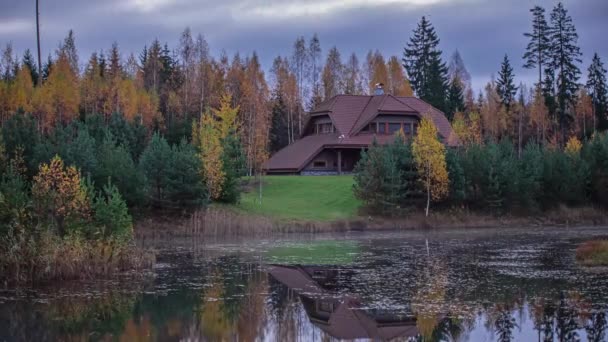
32;156;90;236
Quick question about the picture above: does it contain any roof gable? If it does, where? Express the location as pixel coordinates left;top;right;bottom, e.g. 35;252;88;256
350;95;419;134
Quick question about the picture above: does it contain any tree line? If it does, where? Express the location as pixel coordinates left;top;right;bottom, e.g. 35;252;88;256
355;129;608;215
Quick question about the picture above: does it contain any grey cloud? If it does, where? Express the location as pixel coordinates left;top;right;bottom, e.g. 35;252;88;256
0;0;606;92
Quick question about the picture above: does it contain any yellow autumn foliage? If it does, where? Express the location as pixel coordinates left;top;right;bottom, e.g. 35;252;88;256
412;117;449;216
565;136;582;155
193;94;240;200
32;156;90;235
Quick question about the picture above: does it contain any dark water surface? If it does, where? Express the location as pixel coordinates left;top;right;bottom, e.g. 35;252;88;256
2;227;608;341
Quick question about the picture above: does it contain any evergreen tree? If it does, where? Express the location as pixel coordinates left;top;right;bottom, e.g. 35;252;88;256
403;16;448;112
166;138;207;206
139;133;172;204
42;54;53;82
219;133;246;204
523;6;551;86
586;53;608;129
496;55;518;111
447;76;465;121
65;127;97;177
269;91;289;153
547;2;582;142
22;49;39;86
92;181;132;240
96;133;145;206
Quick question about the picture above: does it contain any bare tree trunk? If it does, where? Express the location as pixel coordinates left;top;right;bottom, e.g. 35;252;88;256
518;109;523;159
36;0;42;86
425;164;430;217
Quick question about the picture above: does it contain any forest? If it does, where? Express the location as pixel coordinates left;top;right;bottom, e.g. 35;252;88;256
0;2;607;282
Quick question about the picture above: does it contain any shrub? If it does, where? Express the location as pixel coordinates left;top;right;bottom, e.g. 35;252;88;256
31;156;91;237
353;136;420;214
576;240;608;266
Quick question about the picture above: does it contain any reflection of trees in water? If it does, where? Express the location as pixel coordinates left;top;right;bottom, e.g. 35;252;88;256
0;288;140;341
528;291;608;342
585;311;607;342
494;309;517;342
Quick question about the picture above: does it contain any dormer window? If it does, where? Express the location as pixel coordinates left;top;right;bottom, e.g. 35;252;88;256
315;123;335;134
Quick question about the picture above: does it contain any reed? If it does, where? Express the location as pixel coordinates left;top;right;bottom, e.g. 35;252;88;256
576;240;608;266
0;231;154;285
134;205;608;239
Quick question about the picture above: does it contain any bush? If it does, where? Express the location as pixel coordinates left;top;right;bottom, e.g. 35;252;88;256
31;156;91;237
353;137;420;214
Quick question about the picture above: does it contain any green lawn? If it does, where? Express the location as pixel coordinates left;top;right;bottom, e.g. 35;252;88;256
237;175;360;221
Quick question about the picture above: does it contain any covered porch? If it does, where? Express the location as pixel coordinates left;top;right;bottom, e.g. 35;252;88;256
301;147;362;175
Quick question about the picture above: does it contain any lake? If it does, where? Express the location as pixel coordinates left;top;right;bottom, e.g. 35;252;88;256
1;227;608;341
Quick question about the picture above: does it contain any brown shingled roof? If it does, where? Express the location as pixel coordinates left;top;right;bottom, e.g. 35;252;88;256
265;94;459;172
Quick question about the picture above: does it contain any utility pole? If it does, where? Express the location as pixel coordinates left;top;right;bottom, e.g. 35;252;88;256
36;0;42;86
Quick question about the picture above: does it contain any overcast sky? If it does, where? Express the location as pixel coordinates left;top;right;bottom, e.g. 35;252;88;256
1;0;606;92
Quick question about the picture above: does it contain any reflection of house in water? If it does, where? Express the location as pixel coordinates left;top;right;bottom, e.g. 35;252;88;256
269;265;419;341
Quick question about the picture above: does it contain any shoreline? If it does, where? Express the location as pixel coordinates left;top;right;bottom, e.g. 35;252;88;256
134;205;608;238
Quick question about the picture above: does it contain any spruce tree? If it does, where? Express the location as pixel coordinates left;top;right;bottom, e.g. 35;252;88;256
269;91;289;153
523;6;551;86
586;53;608;129
403;16;448;111
42;54;53;82
22;49;39;86
447;76;464;121
496;55;518;111
547;2;582;142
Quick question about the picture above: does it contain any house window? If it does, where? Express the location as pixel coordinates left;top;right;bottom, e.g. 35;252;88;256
318;301;334;313
413;123;419;135
317;123;334;134
378;122;387;134
313;161;327;168
403;123;412;135
388;123;402;134
368;123;377;133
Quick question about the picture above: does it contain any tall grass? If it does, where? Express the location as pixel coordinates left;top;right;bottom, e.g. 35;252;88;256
576;240;608;266
0;231;154;284
134;205;608;239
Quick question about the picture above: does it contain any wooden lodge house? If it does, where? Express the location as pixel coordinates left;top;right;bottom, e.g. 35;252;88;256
264;84;458;175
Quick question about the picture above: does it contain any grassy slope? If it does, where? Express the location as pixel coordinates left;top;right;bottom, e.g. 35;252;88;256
237;175;360;221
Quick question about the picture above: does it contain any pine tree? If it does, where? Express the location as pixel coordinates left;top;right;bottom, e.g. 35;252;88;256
586;53;608;130
547;2;582;143
523;6;551;86
403;16;448;111
496;55;518;111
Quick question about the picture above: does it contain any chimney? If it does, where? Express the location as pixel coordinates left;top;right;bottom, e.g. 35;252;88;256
374;83;385;96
